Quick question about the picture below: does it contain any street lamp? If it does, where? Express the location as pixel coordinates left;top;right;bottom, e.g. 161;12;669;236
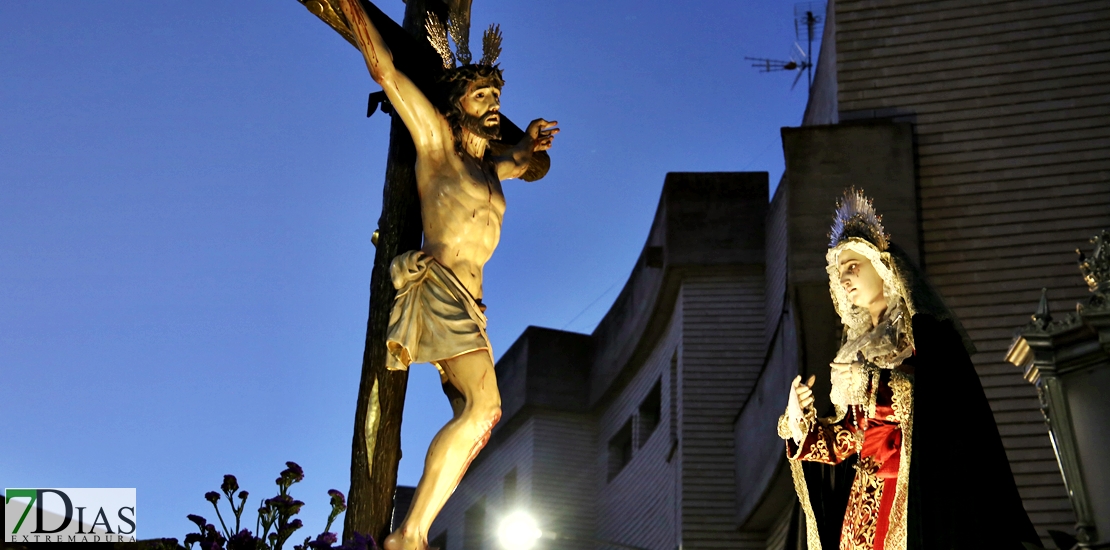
497;511;542;550
497;511;653;550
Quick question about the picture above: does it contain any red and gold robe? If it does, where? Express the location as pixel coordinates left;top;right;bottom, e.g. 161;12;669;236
780;315;1043;550
780;368;914;550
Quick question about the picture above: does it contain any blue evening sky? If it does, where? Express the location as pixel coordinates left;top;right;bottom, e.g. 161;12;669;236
1;0;812;540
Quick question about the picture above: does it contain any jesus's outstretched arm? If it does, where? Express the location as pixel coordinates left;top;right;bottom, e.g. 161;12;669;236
337;0;448;152
494;117;559;180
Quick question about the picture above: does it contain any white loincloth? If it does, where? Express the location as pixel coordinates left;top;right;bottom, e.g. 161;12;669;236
386;250;492;374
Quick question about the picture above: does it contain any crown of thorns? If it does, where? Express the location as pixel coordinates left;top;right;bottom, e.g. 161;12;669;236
425;9;501;69
828;187;890;251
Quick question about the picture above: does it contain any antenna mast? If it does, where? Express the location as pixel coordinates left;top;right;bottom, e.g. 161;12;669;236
794;2;825;92
744;2;826;95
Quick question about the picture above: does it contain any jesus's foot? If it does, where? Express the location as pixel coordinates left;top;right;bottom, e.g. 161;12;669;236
382;531;428;550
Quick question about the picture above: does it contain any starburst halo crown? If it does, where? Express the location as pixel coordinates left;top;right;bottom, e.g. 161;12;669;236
828;187;890;251
425;11;502;70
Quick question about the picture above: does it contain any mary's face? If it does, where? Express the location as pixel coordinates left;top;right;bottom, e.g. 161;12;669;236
838;248;885;310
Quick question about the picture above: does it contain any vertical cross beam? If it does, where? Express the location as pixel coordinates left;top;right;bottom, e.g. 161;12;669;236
342;0;447;543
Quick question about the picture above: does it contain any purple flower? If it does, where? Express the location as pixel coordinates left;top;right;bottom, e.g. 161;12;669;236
267;494;304;517
327;489;346;510
200;537;226;550
238;490;249;501
227;529;260;550
194;524;227;550
337;532;377;550
307;532;339;550
187;514;208;531
281;462;305;483
221;475;239;495
205;491;221;504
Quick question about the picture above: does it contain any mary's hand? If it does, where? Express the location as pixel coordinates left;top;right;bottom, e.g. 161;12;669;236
830;361;863;386
787;374;816;420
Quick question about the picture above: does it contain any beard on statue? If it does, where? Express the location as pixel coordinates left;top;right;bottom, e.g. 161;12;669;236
462;109;501;141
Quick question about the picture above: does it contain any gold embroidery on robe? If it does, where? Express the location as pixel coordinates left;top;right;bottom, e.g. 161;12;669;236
841;457;884;550
885;371;914;549
781;373;913;550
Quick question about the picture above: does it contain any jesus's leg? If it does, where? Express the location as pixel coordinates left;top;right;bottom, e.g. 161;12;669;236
384;350;501;550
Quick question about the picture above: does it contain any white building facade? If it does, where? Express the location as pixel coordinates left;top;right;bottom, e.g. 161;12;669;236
428;173;769;550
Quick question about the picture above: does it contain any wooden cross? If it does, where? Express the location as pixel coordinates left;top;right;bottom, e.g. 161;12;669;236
293;0;549;543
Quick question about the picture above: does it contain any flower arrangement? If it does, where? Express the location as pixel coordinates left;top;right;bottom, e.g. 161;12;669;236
176;462;374;550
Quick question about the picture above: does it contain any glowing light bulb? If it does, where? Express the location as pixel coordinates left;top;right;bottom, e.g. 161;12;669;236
497;511;542;549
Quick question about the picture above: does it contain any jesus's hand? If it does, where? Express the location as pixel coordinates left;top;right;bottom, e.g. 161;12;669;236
525;118;559;152
498;119;559;180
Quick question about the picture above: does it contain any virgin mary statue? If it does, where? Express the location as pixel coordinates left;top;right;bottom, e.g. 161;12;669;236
779;189;1042;550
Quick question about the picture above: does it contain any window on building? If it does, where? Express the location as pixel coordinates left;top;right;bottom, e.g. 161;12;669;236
463;499;486;550
637;379;662;448
607;418;634;481
430;531;447;550
503;468;517;507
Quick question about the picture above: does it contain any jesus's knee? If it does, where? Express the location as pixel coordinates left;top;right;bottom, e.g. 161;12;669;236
464;399;501;434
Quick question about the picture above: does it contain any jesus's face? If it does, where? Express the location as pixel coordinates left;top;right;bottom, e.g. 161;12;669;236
457;82;501;140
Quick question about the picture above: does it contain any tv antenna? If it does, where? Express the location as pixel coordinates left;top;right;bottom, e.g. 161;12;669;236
744;1;825;93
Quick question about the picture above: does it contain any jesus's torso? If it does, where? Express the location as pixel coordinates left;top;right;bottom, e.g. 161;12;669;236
415;149;506;301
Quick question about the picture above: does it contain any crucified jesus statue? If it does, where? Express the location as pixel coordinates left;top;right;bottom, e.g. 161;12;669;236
335;1;558;548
